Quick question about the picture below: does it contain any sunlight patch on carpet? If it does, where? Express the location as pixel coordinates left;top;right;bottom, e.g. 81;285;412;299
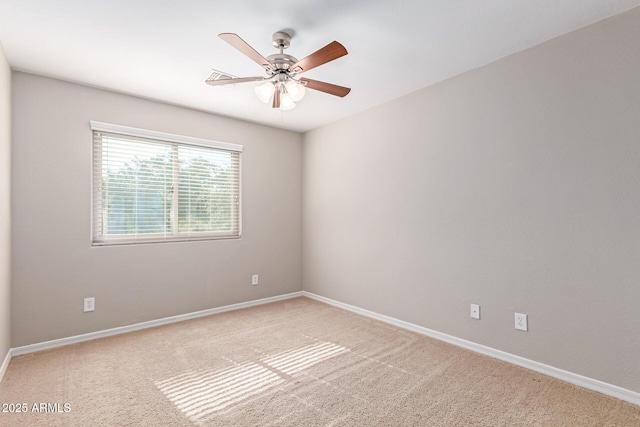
261;341;348;375
155;361;285;421
155;340;349;423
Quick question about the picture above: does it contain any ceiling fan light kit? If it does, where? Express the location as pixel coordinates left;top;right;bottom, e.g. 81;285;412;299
207;31;350;111
254;81;275;103
285;80;305;102
254;73;305;110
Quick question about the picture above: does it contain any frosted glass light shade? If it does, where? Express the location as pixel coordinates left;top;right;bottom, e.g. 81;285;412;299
255;82;275;103
280;93;296;110
285;80;306;102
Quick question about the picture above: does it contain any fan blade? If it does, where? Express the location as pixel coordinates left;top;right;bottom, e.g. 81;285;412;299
205;76;266;87
219;33;273;72
272;87;281;108
300;78;351;97
289;41;347;75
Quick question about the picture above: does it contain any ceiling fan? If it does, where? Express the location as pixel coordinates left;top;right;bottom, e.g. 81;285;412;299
206;31;350;110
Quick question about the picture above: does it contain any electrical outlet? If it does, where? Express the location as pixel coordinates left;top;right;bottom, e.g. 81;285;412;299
515;312;527;331
252;274;259;286
470;304;480;320
84;297;95;312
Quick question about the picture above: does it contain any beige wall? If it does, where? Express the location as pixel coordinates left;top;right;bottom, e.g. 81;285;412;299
11;72;302;347
0;42;10;362
303;8;640;393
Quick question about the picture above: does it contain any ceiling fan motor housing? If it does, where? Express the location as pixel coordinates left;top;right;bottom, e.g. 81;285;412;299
266;54;299;73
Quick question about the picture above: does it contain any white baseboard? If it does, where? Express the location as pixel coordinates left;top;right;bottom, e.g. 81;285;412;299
0;348;10;384
302;291;640;407
8;290;639;407
12;291;303;357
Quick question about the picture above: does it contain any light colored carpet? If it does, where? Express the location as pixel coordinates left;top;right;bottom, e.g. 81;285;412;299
0;297;638;426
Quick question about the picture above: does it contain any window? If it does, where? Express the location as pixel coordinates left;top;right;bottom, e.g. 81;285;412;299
91;122;242;245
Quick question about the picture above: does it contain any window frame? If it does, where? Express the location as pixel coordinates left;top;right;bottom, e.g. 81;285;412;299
90;121;243;246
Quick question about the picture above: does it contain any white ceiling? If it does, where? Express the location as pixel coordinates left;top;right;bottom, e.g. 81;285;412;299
1;1;639;133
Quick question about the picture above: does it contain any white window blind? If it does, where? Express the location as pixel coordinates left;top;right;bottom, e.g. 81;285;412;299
91;122;242;245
